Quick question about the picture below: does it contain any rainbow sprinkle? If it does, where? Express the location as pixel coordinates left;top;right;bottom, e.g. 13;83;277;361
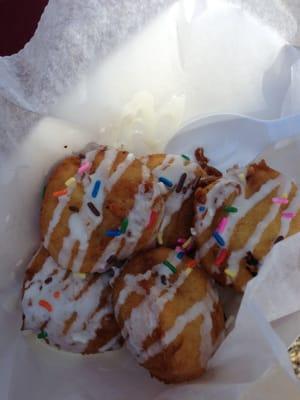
214;248;229;266
65;177;76;187
106;229;121;237
272;197;289;205
217;217;228;234
213;231;225;247
38;299;53;312
186;260;197;269
74;272;86;279
176;251;185;260
37;330;48;339
53;189;68;197
158;176;173;188
120;218;129;233
224;268;236;279
282;211;296;219
177;238;186;245
78;161;91;175
87;202;100;217
92;180;101;198
53;291;60;299
282;193;288;199
198;206;206;212
181;154;190;161
224;206;237;213
182;237;193;249
163;260;177;273
239;173;245;181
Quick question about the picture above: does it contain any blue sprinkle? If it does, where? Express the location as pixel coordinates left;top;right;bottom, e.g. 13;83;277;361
92;180;101;198
213;231;225;247
176;252;185;260
158;177;173;188
198;206;206;212
106;229;121;238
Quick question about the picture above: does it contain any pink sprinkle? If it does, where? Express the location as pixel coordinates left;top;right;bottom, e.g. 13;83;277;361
177;238;186;245
175;246;182;253
217;217;229;234
272;197;289;205
78;161;91;175
282;211;296;219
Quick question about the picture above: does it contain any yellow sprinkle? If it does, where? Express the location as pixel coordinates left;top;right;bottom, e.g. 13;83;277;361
224;268;236;280
65;177;76;187
182;237;193;249
282;193;288;198
238;173;245;181
157;231;163;245
74;272;86;279
185;267;193;276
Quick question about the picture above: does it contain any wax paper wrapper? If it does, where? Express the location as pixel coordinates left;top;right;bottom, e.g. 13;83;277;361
2;0;300;399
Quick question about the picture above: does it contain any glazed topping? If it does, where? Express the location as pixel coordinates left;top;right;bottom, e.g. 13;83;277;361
115;251;221;367
22;251;121;353
43;147;163;273
195;166;300;282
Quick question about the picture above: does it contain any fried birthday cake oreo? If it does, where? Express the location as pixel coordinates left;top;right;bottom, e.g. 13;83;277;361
194;160;300;291
112;247;225;383
21;247;122;354
41;146;164;273
141;154;206;247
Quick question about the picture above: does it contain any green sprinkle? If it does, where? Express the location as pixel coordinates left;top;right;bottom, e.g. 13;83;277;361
41;186;46;199
37;330;48;339
181;154;190;161
224;206;238;213
163;260;177;273
120;218;128;233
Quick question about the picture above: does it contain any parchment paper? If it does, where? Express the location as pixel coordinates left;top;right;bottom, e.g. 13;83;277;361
2;0;300;399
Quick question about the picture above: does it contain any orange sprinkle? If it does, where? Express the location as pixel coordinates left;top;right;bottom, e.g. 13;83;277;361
186;259;197;269
53;291;60;299
38;299;53;312
53;189;68;197
147;210;158;229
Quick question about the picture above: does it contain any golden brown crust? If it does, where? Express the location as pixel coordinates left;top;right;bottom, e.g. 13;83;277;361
194;161;300;292
41;147;164;272
112;247;225;383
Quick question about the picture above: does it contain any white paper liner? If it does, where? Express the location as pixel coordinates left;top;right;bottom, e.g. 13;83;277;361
2;1;300;399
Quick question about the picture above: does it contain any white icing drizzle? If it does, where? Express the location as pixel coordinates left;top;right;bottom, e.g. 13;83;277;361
196;174;283;261
115;251;221;368
150;154;200;238
138;286;218;366
94;165;162;270
226;180;292;275
122;266;190;356
43;149;99;248
279;187;300;237
45;147;163;273
22;253;121;353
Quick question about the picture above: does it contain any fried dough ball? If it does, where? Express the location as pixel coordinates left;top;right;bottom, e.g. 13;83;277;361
112;247;225;383
21;247;122;354
194;160;300;291
41;146;164;273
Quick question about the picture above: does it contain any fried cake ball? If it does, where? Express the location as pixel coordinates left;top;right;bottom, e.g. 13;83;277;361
141;154;206;247
112;247;225;383
194;160;300;291
41;145;164;273
22;247;122;354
